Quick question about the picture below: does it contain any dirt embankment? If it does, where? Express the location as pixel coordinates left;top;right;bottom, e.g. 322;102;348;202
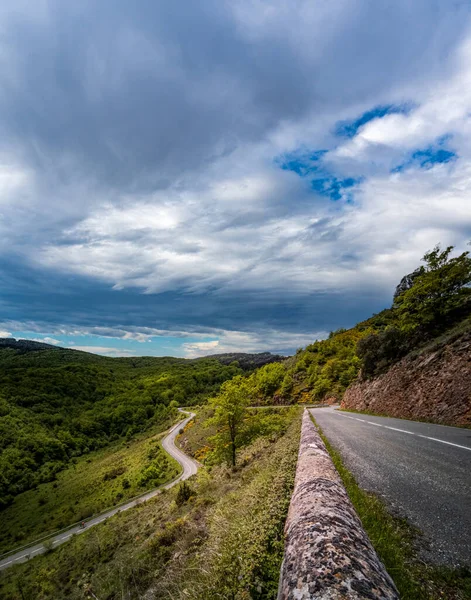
341;332;471;427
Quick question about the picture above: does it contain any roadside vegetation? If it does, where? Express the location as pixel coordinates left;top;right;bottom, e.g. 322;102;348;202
313;416;471;600
0;408;301;600
180;402;299;467
0;420;181;554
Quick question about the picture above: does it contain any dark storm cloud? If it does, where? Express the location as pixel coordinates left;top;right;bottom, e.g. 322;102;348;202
0;0;467;191
0;256;387;336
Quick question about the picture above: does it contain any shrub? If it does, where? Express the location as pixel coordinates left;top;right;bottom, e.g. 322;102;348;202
175;481;194;506
102;466;126;481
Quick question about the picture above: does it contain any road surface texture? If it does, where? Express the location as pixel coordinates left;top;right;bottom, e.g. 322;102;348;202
311;406;471;567
0;410;198;572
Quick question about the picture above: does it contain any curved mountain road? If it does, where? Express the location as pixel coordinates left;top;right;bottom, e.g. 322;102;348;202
0;410;198;572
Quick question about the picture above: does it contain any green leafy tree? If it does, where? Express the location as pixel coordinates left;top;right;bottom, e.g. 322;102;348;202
280;372;294;397
393;245;471;333
207;376;252;467
253;362;286;397
357;327;410;379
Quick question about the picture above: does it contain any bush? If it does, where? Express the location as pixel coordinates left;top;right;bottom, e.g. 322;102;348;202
102;466;126;481
175;481;194;506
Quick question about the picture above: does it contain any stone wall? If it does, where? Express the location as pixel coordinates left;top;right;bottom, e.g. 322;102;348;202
278;410;398;600
342;332;471;427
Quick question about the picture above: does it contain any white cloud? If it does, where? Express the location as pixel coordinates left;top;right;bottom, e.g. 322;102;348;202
0;330;12;337
331;37;471;172
183;340;220;358
69;345;136;357
27;336;61;345
182;328;328;358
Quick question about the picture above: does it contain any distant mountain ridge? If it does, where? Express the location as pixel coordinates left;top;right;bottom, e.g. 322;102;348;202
0;338;285;368
0;338;60;351
202;351;285;370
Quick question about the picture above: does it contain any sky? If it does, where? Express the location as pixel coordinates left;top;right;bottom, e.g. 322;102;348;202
0;0;471;358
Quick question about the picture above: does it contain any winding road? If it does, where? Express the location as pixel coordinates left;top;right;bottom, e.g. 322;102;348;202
312;406;471;567
0;410;199;572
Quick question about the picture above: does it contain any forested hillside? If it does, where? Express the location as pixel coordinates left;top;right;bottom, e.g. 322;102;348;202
0;343;278;508
215;244;471;406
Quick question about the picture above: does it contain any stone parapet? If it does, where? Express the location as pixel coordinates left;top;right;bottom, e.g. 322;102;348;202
277;410;399;599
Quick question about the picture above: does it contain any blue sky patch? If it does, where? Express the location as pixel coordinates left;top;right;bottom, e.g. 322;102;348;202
278;149;327;176
278;150;361;200
310;176;361;201
335;104;413;138
393;136;457;172
12;330;220;358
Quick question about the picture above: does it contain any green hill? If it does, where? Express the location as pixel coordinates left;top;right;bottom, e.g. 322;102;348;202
0;341;279;508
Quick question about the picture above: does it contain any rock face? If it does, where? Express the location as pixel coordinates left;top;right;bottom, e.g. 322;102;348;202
278;410;398;600
342;332;471;427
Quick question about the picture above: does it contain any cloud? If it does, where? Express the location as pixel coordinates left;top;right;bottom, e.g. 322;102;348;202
69;346;136;357
182;328;328;358
183;340;220;358
0;1;470;356
0;330;12;338
4;320;328;357
27;336;61;345
334;104;413;139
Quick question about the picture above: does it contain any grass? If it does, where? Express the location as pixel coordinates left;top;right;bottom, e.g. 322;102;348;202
179;404;301;464
177;405;216;462
0;407;302;600
311;415;471;600
0;417;181;555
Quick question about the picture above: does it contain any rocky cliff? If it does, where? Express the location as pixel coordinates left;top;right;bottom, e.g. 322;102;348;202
341;331;471;427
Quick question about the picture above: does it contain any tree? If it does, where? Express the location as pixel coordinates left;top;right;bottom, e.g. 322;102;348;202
207;376;252;467
252;362;286;399
393;245;471;333
357;327;409;379
393;267;425;301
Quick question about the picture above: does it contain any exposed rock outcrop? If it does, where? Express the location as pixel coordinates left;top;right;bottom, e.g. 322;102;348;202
342;332;471;427
278;410;398;600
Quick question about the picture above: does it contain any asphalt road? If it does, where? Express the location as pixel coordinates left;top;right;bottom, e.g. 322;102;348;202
311;406;471;567
0;410;199;572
